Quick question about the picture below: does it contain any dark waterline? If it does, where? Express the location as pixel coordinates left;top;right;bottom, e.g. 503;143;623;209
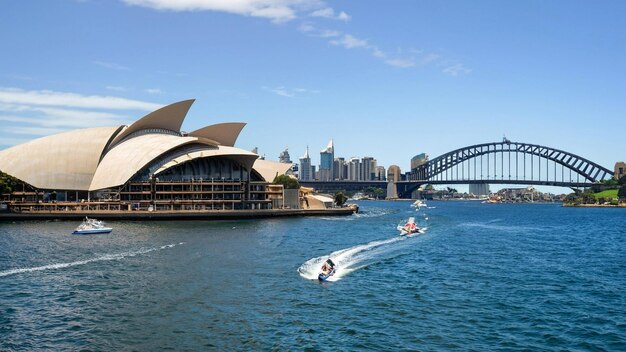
1;201;625;351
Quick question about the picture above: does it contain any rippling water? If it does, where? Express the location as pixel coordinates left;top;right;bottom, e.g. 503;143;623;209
1;201;625;351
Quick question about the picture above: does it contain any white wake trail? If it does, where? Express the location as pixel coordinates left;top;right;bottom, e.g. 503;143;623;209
0;242;185;278
298;232;425;282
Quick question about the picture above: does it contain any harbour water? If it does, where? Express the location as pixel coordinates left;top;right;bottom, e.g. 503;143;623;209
1;201;625;350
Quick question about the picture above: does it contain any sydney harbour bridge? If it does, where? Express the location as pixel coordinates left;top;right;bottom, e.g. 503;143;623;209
300;140;614;198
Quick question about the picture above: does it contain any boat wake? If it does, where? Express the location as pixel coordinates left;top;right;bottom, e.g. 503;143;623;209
297;232;426;282
0;242;185;278
318;207;396;221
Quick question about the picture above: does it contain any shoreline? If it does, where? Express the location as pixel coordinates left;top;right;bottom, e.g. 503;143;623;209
0;206;358;221
563;203;626;208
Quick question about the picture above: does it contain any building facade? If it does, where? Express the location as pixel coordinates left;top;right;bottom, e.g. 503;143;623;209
0;100;291;212
319;139;334;181
299;146;313;181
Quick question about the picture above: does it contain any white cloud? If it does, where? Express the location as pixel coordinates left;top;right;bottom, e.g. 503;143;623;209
310;7;350;21
385;58;415;68
442;63;471;76
106;85;128;92
122;0;338;23
93;60;130;71
11;126;67;136
0;88;161;111
263;86;318;98
330;34;368;49
145;88;162;94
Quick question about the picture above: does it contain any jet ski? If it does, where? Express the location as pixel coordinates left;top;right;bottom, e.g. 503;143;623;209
397;217;421;236
318;258;336;281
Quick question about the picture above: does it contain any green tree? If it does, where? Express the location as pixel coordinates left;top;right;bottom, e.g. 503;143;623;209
618;186;626;200
272;175;300;189
334;192;348;206
0;171;20;194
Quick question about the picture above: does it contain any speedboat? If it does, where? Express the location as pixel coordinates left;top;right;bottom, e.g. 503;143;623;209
397;217;422;236
318;258;336;281
411;200;427;208
72;217;112;234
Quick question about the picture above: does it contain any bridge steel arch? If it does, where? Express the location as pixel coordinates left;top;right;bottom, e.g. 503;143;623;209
410;141;612;186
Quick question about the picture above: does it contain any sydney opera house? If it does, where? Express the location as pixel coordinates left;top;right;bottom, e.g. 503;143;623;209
0;100;301;215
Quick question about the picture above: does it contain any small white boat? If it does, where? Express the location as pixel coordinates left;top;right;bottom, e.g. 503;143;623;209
318;258;336;281
397;217;423;235
72;217;112;234
411;200;427;208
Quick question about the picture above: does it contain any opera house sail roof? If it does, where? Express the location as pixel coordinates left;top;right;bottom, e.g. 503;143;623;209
0;100;287;192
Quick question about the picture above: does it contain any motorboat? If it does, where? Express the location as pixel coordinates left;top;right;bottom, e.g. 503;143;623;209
72;217;112;234
411;200;427;208
397;217;422;236
318;258;336;281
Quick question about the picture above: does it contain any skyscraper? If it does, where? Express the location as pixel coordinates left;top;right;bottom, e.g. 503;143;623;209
348;157;361;181
299;146;312;181
333;157;345;180
278;146;291;163
361;156;374;181
319;139;334;181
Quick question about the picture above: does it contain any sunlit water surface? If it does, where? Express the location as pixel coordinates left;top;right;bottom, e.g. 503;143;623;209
1;201;625;350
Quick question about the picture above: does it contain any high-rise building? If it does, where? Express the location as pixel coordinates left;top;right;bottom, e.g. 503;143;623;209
348;157;361;181
361;157;374;181
387;165;401;183
469;184;490;196
333;157;346;180
299;146;313;181
319;139;334;181
278;146;291;163
375;166;386;181
411;153;428;169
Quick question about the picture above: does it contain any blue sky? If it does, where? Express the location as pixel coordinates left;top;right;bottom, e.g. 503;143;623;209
1;0;625;188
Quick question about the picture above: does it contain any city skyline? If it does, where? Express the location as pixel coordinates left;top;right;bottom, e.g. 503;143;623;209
1;1;625;175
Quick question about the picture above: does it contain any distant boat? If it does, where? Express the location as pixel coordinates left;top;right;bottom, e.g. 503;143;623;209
72;217;112;234
318;258;336;281
397;217;423;236
411;200;427;208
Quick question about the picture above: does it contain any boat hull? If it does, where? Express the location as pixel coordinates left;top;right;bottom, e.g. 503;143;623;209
318;268;335;281
72;228;112;235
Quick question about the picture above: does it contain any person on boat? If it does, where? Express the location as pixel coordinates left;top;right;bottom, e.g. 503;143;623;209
321;263;329;273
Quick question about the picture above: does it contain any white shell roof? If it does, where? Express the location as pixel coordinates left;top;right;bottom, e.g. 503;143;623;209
0;126;120;190
89;134;210;191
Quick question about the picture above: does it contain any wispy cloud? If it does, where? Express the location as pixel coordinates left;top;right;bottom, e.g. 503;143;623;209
330;34;368;49
310;7;350;21
0;88;161;110
122;0;349;23
442;63;471;76
145;88;163;94
263;86;319;98
385;58;415;68
106;85;129;92
93;60;130;71
0;87;161;148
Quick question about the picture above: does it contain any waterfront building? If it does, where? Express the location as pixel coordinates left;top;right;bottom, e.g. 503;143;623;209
319;139;334;181
615;162;626;180
299;146;313;181
278;147;291;163
333;157;346;180
469;184;490;197
0;100;292;212
348;158;361;181
387;165;401;183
